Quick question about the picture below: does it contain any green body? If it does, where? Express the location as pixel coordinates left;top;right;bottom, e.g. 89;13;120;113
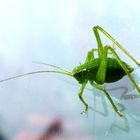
73;58;134;84
70;25;140;117
1;25;140;117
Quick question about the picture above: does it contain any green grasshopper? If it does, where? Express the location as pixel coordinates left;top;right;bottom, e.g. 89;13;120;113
1;25;140;117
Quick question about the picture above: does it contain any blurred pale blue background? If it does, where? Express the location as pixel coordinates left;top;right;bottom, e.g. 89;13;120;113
0;0;140;140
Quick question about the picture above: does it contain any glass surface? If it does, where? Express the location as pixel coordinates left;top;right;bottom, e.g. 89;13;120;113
0;0;140;140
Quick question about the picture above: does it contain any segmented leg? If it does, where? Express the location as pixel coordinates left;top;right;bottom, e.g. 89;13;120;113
93;27;103;58
78;80;88;114
93;25;140;66
90;81;123;117
85;49;96;62
105;45;140;93
95;47;108;84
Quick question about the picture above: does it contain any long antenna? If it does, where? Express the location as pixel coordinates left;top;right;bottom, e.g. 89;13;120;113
32;61;70;73
0;70;73;83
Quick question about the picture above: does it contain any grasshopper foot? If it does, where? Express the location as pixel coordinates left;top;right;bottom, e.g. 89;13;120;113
81;105;88;115
117;111;123;117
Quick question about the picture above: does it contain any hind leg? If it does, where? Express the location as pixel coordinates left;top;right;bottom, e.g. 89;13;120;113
93;25;140;66
90;81;123;117
106;45;140;94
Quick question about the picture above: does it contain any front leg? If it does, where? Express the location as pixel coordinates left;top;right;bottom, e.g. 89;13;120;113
78;80;88;114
